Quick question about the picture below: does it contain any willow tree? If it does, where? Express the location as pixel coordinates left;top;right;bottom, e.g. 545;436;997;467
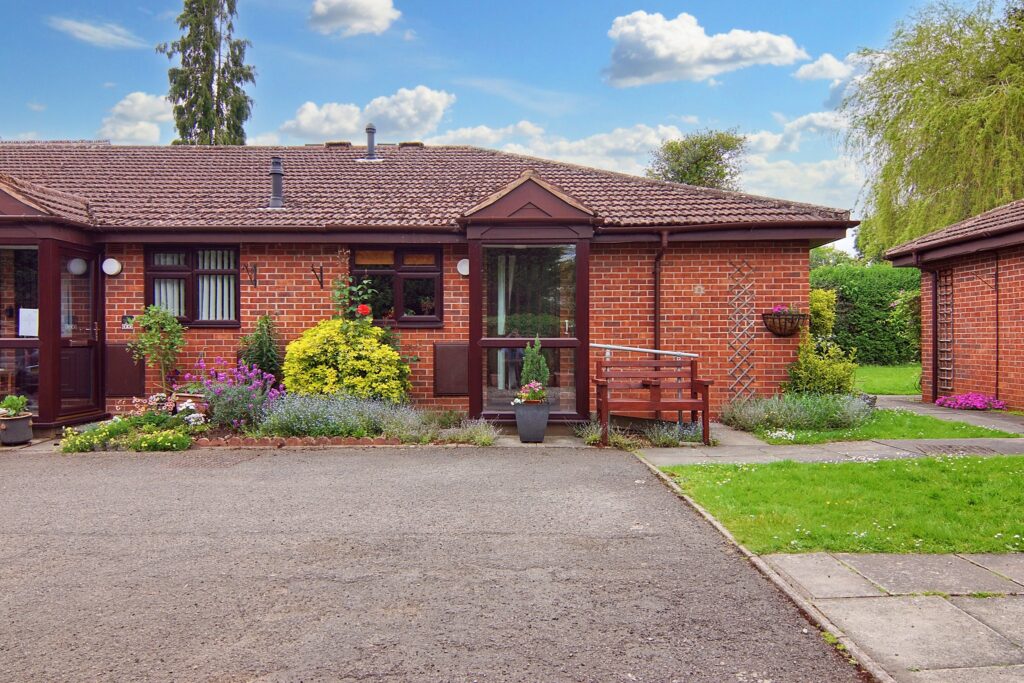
158;0;255;145
842;1;1024;259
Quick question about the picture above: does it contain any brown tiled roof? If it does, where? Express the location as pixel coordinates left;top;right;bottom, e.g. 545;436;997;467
0;172;93;224
887;199;1024;258
0;141;852;231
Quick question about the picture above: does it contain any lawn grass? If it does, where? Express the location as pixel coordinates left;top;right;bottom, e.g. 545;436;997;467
663;456;1024;553
855;364;921;395
757;408;1017;444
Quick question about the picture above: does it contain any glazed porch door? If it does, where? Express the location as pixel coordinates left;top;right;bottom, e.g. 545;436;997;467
471;242;589;419
56;246;102;417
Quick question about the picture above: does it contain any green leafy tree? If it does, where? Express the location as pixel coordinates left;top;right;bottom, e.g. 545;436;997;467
842;1;1024;258
127;306;187;392
158;0;256;145
810;245;857;270
646;128;747;190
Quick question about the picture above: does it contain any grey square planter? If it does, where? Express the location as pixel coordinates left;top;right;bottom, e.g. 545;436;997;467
514;402;550;443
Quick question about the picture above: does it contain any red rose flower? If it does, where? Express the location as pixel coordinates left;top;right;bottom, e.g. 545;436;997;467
356;304;371;316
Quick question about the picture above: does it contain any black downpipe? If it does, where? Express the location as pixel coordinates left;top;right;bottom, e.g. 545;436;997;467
653;230;668;353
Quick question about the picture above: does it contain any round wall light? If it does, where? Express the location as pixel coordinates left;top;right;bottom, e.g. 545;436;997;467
456;258;470;276
66;257;88;276
102;258;123;276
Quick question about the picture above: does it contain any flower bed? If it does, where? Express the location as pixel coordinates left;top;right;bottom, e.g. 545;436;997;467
935;392;1007;411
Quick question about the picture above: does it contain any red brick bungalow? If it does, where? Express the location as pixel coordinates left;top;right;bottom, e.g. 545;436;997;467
888;199;1024;409
0;138;854;430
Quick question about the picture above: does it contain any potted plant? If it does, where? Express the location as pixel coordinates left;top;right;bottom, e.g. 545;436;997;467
762;304;809;337
512;336;550;443
0;395;33;446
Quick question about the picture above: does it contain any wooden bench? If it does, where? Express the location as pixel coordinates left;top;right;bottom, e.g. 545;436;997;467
594;358;713;446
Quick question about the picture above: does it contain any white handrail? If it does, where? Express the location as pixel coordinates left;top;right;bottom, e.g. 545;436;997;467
590;343;698;359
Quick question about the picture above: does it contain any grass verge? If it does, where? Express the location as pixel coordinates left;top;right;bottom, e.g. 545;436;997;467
663;456;1024;553
757;409;1017;444
854;364;921;395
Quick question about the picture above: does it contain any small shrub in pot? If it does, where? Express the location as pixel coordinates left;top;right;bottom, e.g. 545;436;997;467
0;394;32;446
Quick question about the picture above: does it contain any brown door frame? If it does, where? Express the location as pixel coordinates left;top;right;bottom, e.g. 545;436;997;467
468;234;590;421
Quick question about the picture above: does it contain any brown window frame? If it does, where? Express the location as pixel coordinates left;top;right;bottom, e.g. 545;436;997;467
350;247;443;328
144;246;240;327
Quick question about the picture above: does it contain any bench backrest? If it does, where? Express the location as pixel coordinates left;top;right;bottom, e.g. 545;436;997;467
595;358;700;390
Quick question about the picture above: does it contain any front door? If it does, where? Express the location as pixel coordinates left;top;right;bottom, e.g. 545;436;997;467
470;242;589;420
57;246;102;417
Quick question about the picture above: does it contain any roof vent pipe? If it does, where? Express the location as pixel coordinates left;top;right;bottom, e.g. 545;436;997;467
269;156;284;208
365;123;377;160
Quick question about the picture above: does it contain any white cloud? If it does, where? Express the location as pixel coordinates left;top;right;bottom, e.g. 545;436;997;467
98;92;172;145
309;0;400;37
47;17;147;49
26;102;46;112
794;53;854;84
743;153;862;212
425;121;545;147
746;110;848;153
248;132;282;146
280;86;456;141
605;11;808;86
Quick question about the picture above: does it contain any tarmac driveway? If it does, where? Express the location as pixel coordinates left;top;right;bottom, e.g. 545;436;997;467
0;447;862;681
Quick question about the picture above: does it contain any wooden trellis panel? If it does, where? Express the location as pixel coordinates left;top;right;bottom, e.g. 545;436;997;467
936;269;954;394
728;259;756;399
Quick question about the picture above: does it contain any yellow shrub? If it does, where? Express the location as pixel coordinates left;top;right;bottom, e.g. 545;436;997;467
282;319;411;402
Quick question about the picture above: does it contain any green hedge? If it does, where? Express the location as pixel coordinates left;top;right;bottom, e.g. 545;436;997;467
810;263;921;365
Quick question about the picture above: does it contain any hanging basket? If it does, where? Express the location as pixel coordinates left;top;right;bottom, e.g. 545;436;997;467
761;312;808;337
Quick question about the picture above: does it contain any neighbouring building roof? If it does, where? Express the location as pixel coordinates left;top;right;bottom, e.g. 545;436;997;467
887;198;1024;264
0;140;853;232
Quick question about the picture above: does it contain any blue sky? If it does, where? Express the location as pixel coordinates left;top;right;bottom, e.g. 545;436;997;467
0;1;956;248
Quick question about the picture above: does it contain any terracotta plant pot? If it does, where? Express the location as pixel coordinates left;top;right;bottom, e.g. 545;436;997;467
0;413;33;446
514;401;550;443
761;312;808;337
172;392;207;414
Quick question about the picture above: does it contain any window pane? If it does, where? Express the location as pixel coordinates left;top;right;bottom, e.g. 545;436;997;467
484;346;574;412
483;245;576;338
0;247;39;339
197;249;236;271
60;255;94;340
403;252;436;267
402;278;437;317
153;278;186;317
0;347;39;414
197;274;236;320
153;251;187;267
354;249;395;266
361;274;395;319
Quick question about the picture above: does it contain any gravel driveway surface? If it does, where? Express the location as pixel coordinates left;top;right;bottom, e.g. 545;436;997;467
0;447;863;681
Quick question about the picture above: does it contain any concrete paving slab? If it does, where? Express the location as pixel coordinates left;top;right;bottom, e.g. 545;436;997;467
816;595;1024;672
951;597;1024;647
836;554;1023;595
904;664;1024;682
962;555;1024;586
765;553;885;599
878;438;1024;455
877;396;1024;435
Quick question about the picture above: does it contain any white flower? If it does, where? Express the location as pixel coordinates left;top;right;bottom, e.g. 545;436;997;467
179;399;197;412
183;412;206;427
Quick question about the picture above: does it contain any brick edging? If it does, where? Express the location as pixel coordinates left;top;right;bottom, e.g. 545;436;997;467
631;451;896;683
194;436;404;448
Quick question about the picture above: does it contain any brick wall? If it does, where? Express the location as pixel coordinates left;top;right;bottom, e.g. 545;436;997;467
917;246;1024;409
590;241;806;414
106;240;805;416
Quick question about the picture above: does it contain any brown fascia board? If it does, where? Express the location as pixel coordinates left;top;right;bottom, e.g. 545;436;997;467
889;225;1024;268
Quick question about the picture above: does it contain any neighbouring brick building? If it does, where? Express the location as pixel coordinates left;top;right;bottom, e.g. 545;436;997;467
0;137;853;429
888;199;1024;409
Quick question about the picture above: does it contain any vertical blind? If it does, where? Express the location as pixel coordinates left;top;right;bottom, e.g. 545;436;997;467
196;249;236;321
153;278;186;317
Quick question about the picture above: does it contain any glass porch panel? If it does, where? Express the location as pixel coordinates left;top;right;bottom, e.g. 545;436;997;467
484;346;576;412
483;245;576;338
60;255;95;341
0;247;39;339
0;347;39;413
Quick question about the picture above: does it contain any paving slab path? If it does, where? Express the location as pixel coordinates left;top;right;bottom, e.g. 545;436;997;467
0;447;863;682
877;396;1024;435
764;552;1024;682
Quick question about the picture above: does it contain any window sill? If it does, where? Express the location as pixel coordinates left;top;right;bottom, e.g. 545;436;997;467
184;321;242;329
377;320;444;330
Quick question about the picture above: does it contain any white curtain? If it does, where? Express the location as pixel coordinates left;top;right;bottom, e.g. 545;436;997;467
153;278;185;317
196;249;236;321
